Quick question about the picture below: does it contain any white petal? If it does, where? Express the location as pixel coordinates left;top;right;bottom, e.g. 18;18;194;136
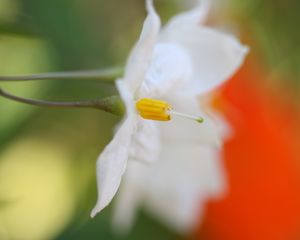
124;0;161;93
90;116;136;218
143;144;226;232
160;26;249;94
211;111;233;140
167;0;211;28
129;119;161;163
116;80;135;116
161;94;221;146
138;43;193;98
112;161;144;234
199;94;233;140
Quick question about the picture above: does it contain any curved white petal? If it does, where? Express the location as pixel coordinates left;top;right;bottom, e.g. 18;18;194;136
129;119;161;163
124;0;161;93
167;0;211;29
112;161;144;234
161;94;221;146
160;26;249;94
113;145;226;233
138;43;193;98
90;116;136;218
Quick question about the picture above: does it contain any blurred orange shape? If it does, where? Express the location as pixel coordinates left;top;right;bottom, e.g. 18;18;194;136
197;64;300;240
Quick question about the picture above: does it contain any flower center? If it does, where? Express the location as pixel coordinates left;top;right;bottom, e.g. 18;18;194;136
135;98;204;123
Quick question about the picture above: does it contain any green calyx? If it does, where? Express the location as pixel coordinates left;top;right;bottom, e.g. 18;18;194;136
93;95;125;116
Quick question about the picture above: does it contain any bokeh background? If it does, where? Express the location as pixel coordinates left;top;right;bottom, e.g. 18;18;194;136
0;0;299;239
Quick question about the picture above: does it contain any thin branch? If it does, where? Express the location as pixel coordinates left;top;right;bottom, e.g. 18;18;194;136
0;67;123;82
0;88;124;116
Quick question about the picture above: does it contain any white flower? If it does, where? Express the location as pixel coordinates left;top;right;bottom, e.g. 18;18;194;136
113;96;230;233
91;0;248;218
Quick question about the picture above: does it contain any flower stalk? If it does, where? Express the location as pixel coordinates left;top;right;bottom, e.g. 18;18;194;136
0;88;125;116
0;66;123;82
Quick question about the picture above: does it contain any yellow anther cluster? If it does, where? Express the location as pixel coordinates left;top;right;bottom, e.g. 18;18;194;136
136;98;171;121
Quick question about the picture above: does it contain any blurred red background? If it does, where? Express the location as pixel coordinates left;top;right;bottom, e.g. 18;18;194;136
196;61;300;240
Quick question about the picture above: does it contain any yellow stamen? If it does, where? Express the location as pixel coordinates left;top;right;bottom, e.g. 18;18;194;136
136;98;171;121
136;98;204;123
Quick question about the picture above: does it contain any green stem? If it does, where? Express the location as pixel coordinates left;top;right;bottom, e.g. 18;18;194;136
0;66;123;82
0;88;124;116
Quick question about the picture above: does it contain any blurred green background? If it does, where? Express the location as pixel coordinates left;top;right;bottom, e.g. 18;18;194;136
0;0;299;239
